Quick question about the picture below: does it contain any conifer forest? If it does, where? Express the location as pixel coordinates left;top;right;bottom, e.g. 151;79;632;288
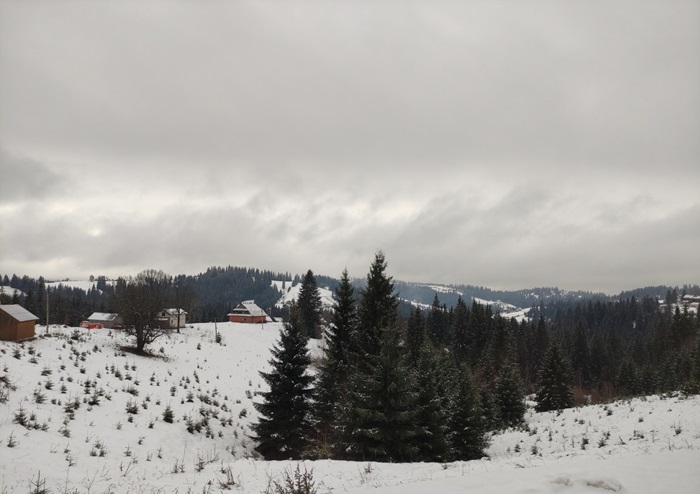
2;254;699;463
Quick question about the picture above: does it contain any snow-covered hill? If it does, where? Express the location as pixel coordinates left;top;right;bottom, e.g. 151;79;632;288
0;285;25;298
1;325;699;494
273;281;335;310
398;283;532;321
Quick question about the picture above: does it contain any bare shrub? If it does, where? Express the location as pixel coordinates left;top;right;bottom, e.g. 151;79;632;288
264;465;317;494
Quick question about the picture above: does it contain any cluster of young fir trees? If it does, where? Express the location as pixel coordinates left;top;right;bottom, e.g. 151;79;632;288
254;252;518;462
252;253;700;462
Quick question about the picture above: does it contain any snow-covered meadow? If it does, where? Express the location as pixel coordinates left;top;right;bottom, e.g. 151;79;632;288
1;324;699;493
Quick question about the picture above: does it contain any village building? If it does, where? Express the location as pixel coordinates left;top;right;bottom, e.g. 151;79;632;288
681;294;700;313
227;300;268;324
0;304;38;341
86;312;123;329
155;308;188;329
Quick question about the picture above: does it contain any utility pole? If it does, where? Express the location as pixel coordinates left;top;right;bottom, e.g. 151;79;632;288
45;287;49;335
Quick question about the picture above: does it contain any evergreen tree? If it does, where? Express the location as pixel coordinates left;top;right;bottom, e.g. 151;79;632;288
313;269;356;456
406;306;425;366
692;336;700;386
451;297;470;364
589;329;610;391
571;323;592;389
342;323;418;462
340;251;417;462
449;366;487;460
615;358;640;397
297;269;323;339
479;316;513;383
657;356;680;392
412;344;450;461
355;250;398;350
469;300;491;364
478;386;501;432
639;365;657;395
530;316;550;382
494;364;526;427
427;293;448;346
252;310;314;460
681;335;700;393
535;343;574;412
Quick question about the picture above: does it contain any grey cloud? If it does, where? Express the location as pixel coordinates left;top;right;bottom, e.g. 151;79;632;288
0;150;67;203
0;1;698;292
1;1;698;174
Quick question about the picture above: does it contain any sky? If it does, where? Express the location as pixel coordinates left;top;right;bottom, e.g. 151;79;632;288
1;0;698;294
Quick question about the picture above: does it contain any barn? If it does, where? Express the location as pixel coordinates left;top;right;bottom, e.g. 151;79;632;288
0;304;38;341
227;300;268;324
87;312;123;329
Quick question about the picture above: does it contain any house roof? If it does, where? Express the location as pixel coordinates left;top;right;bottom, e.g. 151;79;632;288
228;300;267;317
87;312;120;321
0;304;39;322
162;308;188;316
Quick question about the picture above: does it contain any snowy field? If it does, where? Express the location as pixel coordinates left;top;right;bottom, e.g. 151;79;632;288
1;324;698;493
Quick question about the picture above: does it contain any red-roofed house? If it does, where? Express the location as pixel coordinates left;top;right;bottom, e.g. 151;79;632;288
227;300;268;324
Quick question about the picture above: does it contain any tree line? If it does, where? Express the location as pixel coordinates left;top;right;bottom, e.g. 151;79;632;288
252;252;700;462
0;267;295;327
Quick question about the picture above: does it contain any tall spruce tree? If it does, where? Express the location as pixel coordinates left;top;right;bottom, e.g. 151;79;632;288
313;268;356;456
451;297;470;364
412;344;450;461
340;251;417;462
252;309;314;460
354;250;398;349
342;323;418;462
615;358;640;397
427;293;447;346
571;323;592;389
449;366;488;460
530;315;550;383
535;343;574;412
297;269;323;339
479;386;501;432
494;364;526;427
406;306;426;366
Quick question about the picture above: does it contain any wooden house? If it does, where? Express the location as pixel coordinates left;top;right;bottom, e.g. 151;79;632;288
0;304;38;341
227;300;268;324
155;308;187;329
87;312;123;329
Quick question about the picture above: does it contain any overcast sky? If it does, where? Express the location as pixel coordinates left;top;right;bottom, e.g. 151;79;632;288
1;0;698;294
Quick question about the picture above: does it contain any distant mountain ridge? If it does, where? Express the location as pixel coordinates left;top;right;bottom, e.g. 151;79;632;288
2;265;698;325
392;280;609;311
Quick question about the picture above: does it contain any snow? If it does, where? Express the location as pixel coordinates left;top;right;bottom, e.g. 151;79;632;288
1;324;699;494
230;300;268;317
500;307;532;322
46;280;102;292
270;280;291;292
473;296;519;311
0;304;38;322
401;298;431;310
87;312;120;321
0;286;26;298
274;282;335;309
425;284;463;296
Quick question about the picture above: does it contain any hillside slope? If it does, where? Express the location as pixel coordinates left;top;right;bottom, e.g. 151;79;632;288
1;325;698;494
